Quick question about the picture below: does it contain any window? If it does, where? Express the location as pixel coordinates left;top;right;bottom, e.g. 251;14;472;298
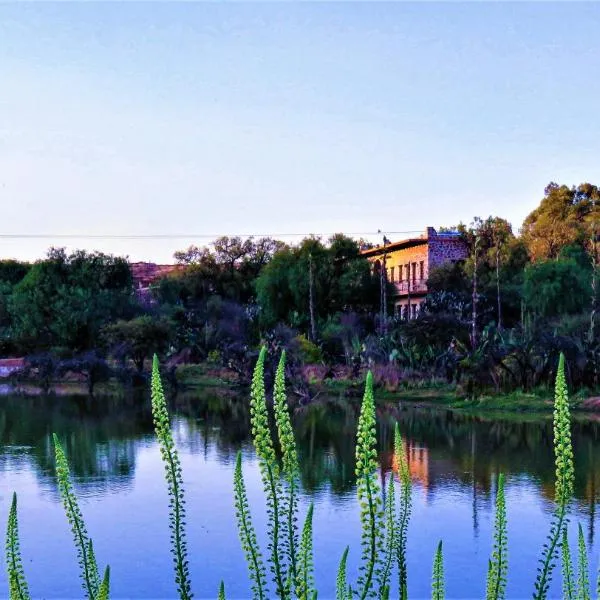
412;262;417;283
390;266;395;282
419;261;424;280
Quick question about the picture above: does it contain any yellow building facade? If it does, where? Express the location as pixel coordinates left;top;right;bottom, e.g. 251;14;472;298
361;227;468;318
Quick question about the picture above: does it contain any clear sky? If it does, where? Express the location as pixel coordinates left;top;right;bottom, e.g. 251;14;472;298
1;2;599;263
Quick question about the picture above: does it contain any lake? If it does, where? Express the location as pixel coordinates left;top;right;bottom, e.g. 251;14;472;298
1;391;599;599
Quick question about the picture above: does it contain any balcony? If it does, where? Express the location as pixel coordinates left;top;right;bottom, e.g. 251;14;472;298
392;280;428;296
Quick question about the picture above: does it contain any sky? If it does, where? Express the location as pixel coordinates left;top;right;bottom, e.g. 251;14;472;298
1;2;599;263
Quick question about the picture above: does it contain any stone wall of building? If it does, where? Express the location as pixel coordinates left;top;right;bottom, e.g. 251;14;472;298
427;236;469;270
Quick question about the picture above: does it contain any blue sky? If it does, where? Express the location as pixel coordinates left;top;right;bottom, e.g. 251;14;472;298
1;2;599;262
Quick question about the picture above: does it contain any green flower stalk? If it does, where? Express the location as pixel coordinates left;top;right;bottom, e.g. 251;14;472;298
53;433;101;600
561;528;574;600
218;581;226;600
577;523;590;600
273;351;300;591
5;493;30;600
379;476;395;598
249;347;286;598
355;371;384;600
151;355;192;600
336;547;350;600
431;541;445;600
486;473;508;600
394;423;412;600
97;567;110;600
297;504;315;600
234;451;268;600
534;353;574;600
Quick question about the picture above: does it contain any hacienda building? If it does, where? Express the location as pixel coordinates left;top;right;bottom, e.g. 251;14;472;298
361;227;468;318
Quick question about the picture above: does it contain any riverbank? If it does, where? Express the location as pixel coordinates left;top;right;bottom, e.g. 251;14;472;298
3;363;598;414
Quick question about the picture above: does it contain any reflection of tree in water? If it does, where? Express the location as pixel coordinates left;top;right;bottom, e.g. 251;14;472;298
0;394;152;494
2;391;600;520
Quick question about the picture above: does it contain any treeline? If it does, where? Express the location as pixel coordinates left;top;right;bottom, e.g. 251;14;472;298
1;181;599;396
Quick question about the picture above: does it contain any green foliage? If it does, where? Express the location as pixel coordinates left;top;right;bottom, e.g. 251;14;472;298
355;371;384;599
534;352;575;600
255;235;379;331
431;541;445;600
234;452;268;600
394;424;411;600
522;182;600;262
336;547;350;600
249;347;286;597
9;249;133;352
561;528;575;600
273;351;300;590
486;473;507;600
297;504;315;600
53;433;102;599
577;523;590;600
103;316;173;372
523;259;590;319
151;356;192;600
218;581;226;600
5;493;31;600
295;334;323;364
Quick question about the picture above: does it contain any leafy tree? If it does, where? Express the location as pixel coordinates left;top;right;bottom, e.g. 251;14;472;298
102;316;173;371
523;258;590;319
255;235;379;334
521;182;600;261
9;249;134;352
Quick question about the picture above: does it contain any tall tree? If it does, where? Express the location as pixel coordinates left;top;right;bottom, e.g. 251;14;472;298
521;182;600;261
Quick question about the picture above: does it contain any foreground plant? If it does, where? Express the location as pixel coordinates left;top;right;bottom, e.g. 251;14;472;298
355;371;384;599
486;473;508;600
394;424;412;600
431;541;445;600
273;351;301;594
234;451;267;600
54;433;109;600
151;355;192;600
534;353;574;600
5;493;30;600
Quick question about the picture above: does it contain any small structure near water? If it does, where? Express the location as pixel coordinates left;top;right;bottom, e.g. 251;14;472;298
0;357;25;378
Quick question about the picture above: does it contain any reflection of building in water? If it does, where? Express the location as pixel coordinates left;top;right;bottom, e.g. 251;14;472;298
383;437;461;498
385;438;430;488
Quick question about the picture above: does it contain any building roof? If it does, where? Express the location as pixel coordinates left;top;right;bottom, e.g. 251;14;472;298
360;227;462;258
130;262;183;289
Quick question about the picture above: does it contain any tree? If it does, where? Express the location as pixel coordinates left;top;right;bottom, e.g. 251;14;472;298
521;182;600;261
254;235;379;334
9;249;134;352
102;316;173;372
523;258;590;320
58;350;111;396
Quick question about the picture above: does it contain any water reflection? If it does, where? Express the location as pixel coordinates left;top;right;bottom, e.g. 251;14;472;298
3;394;600;508
1;392;600;597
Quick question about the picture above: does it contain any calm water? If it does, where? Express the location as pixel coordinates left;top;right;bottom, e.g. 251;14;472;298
1;392;600;599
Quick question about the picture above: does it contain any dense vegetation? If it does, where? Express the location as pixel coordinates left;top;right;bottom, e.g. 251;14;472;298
5;352;591;599
1;182;599;399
